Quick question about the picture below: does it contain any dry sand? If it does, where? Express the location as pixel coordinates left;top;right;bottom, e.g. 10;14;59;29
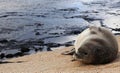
0;36;120;73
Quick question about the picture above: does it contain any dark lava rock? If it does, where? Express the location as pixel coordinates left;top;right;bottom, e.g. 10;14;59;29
65;27;88;35
58;8;78;12
39;47;43;51
64;43;73;47
36;15;46;18
49;33;59;35
6;54;14;58
8;39;17;45
114;33;120;35
35;48;39;52
37;40;44;45
46;43;61;47
0;39;9;43
0;15;8;18
82;17;102;22
9;39;17;43
69;30;81;35
67;15;88;19
0;53;5;59
34;23;44;26
65;29;81;35
14;52;24;57
47;47;52;51
112;28;120;31
20;47;30;53
35;32;40;35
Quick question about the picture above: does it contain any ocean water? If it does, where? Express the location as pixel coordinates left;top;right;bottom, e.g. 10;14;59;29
0;0;120;59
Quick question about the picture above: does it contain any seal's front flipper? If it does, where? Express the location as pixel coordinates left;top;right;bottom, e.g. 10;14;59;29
71;58;77;62
61;48;75;55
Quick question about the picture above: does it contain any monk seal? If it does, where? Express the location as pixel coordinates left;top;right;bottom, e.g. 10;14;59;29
62;26;118;64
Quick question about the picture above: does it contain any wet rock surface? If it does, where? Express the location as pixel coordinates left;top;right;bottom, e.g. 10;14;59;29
0;0;120;59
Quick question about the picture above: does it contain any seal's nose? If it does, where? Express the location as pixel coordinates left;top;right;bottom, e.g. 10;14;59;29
75;53;79;56
75;52;83;59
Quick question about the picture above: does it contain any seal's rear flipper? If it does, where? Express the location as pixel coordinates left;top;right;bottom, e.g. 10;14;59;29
61;48;75;55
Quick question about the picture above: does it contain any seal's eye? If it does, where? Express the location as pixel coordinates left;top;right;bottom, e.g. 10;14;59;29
83;52;88;55
79;49;88;55
78;49;88;56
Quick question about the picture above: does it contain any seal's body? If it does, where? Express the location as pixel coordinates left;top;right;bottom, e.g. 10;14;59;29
62;26;118;64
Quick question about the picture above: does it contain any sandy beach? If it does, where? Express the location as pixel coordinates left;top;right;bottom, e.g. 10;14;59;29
0;36;119;73
0;0;120;73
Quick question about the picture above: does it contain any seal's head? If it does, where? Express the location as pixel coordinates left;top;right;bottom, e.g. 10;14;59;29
74;36;117;64
74;40;97;64
74;44;94;64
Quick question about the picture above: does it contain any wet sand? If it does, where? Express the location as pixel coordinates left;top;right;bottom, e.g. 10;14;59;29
0;36;120;73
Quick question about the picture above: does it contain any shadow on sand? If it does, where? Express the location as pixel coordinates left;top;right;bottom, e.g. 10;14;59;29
0;61;26;64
